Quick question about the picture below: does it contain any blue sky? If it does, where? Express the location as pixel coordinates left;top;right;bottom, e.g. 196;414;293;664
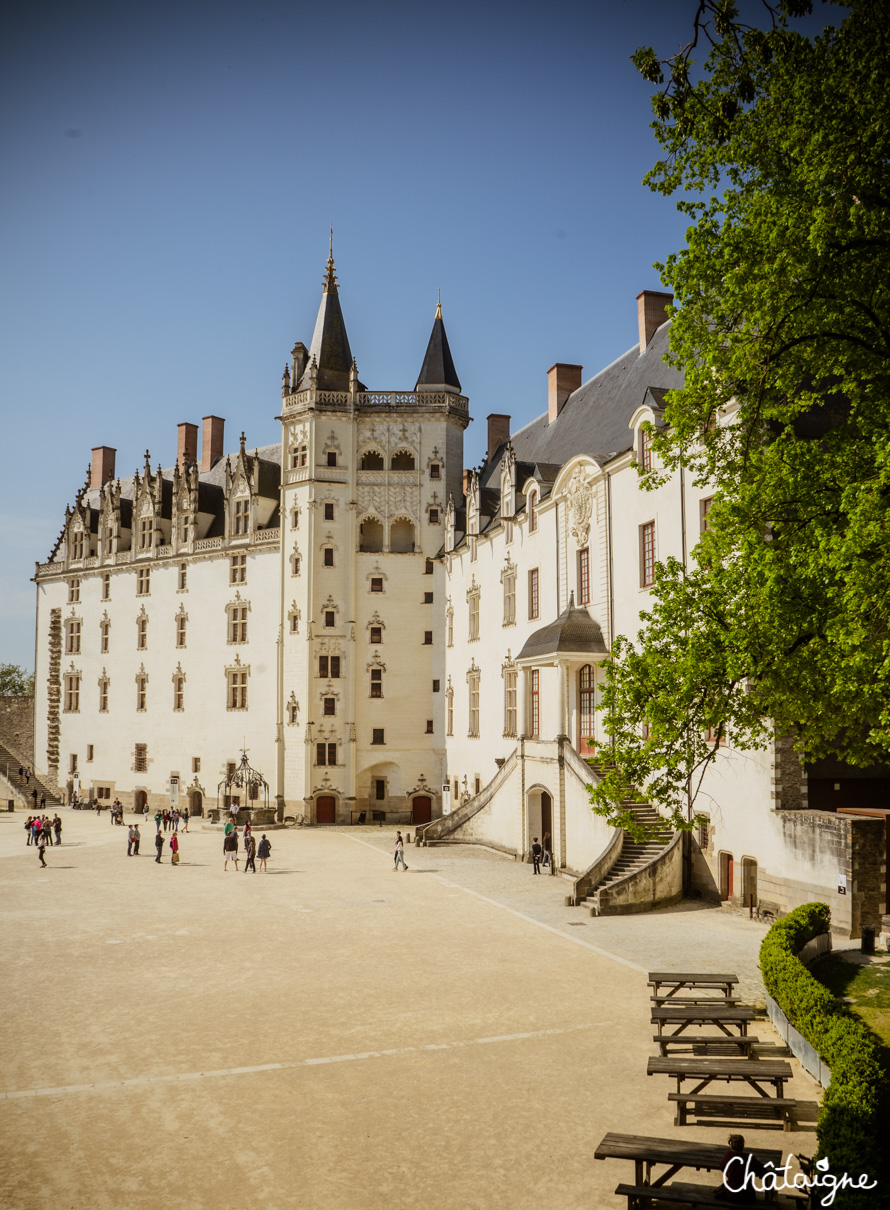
1;0;717;667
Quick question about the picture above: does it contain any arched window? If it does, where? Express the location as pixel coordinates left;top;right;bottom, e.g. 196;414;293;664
528;490;538;533
391;449;415;470
579;664;595;753
361;450;384;470
359;517;384;553
390;518;415;553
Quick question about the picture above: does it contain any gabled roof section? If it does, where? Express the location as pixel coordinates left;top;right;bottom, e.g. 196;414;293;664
415;300;461;392
480;320;683;490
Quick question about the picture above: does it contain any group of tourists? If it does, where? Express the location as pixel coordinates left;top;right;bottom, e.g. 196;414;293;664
153;808;188;833
24;814;62;866
222;818;271;872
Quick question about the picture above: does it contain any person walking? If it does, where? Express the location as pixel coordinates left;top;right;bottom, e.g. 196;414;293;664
392;831;408;871
37;828;48;868
531;837;542;874
53;814;62;846
25;767;31;786
542;832;552;870
18;765;24;785
24;816;33;845
223;827;239;871
154;810;162;833
170;833;180;866
40;792;47;812
31;816;42;846
155;831;164;863
133;823;141;855
182;806;190;833
244;833;257;873
30;787;38;812
257;834;271;872
127;825;136;856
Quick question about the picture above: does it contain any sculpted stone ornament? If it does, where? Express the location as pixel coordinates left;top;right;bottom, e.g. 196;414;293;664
565;467;594;547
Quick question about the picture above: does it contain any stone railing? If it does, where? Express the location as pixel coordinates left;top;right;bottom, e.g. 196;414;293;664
416;749;519;845
35;561;65;575
253;528;280;544
157;545;173;557
282;388;469;413
194;537;223;552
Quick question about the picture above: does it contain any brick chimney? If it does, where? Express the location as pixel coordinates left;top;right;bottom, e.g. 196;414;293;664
486;413;510;461
636;290;673;353
547;364;583;425
90;446;116;489
177;422;198;469
201;415;225;472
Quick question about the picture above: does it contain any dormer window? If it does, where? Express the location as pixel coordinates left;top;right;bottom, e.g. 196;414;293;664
528;491;538;533
233;499;249;536
639;426;653;471
71;530;84;560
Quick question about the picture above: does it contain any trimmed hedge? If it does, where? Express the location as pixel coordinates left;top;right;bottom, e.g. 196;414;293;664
759;903;886;1208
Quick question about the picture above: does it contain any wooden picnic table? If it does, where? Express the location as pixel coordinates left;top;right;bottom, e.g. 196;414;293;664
648;1056;793;1122
651;1004;756;1040
648;971;739;1001
594;1131;785;1193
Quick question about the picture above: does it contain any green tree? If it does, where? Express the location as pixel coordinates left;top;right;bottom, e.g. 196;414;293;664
592;0;890;833
0;664;35;697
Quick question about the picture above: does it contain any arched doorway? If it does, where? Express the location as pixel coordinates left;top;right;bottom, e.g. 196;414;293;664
134;790;148;814
189;790;203;817
526;786;553;854
412;796;432;825
578;664;595;753
719;852;734;901
316;796;336;825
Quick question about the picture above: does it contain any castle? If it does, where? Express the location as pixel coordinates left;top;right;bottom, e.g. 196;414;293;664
32;250;888;936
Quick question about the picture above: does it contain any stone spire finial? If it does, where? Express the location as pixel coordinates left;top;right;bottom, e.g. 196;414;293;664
240;431;246;454
322;226;338;294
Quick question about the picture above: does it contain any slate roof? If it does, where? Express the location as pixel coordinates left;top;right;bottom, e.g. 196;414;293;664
480;320;683;490
416;305;461;392
517;595;608;660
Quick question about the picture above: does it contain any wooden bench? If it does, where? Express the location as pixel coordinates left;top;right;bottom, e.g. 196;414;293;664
652;1005;756;1040
648;972;739;1002
650;995;742;1007
615;1181;805;1208
594;1131;785;1191
652;1034;761;1057
667;1091;800;1131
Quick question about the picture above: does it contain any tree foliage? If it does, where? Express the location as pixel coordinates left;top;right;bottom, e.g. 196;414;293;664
0;664;35;697
592;1;890;831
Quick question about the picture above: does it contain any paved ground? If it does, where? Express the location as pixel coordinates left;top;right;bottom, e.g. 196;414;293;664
1;812;819;1210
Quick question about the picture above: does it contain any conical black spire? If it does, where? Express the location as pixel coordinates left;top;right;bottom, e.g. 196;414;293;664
415;298;461;393
298;234;361;392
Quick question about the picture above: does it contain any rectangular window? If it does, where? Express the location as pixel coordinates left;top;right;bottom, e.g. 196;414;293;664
71;531;84;560
173;676;184;711
446;692;454;736
102;574;111;600
180;515;190;544
324;502;335;521
529;669;540;738
68;578;81;604
370;626;382;645
318;655;329;677
323;697;336;716
137;568;150;596
425;559;434;575
323;548;334;567
99;680;109;713
698;818;710;849
370;577;383;593
292;555;301;576
87;745;94;762
371;728;385;745
227;670;248;710
429;508;439;524
424;591;433;604
330;656;340;677
136;676;147;712
233;499;249;535
370;668;383;698
324;611;335;628
66;620;81;655
100;621;110;653
503;573;516;625
316;742;338;765
64;674;80;713
70;753;78;775
137;617;148;650
504;668;517;737
230;554;246;584
446;609;453;647
179;563;187;591
528;568;539;620
700;496;714;533
104;525;113;551
135;743;148;772
139;517;152;550
468;592;480;640
468;671;480;738
432;679;440;692
425;720;433;734
375;779;385;800
326;451;337;467
176;615;187;648
639;426;653;471
228;606;248;644
429;463;440;479
705;724;727;747
578;548;590;605
192;757;201;774
640;521;655;588
291;508;299;529
423;631;433;645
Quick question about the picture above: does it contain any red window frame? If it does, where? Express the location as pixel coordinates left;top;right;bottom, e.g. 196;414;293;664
529;669;540;738
640;522;655;588
578;547;590;605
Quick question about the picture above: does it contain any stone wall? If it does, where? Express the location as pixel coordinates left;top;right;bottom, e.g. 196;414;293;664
772;732;808;811
0;696;35;766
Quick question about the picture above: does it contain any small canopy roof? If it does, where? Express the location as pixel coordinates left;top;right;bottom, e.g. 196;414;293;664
517;593;608;661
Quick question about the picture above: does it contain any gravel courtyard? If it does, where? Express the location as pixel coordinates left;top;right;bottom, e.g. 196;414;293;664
0;811;818;1209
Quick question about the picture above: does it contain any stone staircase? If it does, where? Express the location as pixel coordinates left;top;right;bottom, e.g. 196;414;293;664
0;739;62;809
574;762;679;915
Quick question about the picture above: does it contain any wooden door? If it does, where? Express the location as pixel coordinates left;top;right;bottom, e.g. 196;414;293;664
412;796;432;825
720;852;734;900
316;796;336;824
